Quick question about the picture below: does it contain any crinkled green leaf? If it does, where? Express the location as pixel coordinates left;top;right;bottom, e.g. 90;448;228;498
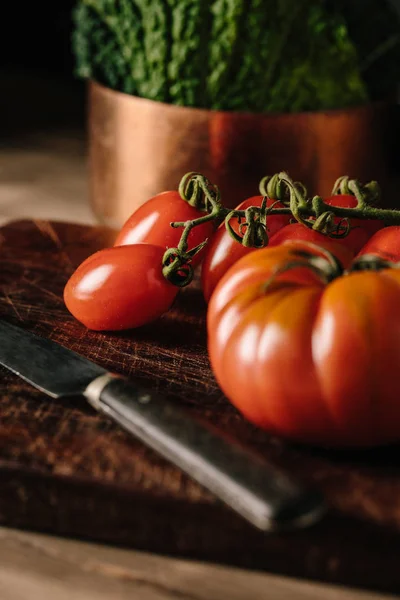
167;0;210;107
335;0;400;101
72;0;399;112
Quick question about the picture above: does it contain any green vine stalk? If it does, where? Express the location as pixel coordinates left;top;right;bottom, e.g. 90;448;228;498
162;171;400;286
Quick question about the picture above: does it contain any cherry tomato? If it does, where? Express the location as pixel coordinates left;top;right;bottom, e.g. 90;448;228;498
268;223;355;267
201;196;290;302
357;226;400;262
64;244;178;331
323;194;383;253
208;241;400;447
114;191;215;266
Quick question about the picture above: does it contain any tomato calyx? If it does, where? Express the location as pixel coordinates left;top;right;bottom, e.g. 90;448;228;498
310;205;351;239
347;253;397;273
161;171;400;289
263;242;400;293
332;175;381;207
162;240;209;286
263;246;400;294
225;200;270;248
279;173;385;239
178;171;221;212
259;173;307;203
264;243;344;292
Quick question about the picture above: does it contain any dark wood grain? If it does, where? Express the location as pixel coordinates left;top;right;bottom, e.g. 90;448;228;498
2;219;400;594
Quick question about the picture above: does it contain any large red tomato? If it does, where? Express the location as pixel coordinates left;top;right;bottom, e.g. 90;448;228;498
64;244;178;331
115;191;215;266
208;241;400;447
357;226;400;262
268;223;355;266
201;196;290;302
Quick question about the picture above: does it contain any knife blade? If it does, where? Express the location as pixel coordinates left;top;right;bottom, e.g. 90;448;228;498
0;319;325;531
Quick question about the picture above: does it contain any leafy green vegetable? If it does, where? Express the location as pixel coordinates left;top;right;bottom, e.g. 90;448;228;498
132;0;170;101
264;3;369;113
167;0;210;106
73;0;145;95
73;0;399;112
336;0;400;101
206;0;247;109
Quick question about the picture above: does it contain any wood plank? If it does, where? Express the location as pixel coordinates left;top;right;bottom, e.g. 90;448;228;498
0;527;394;600
2;219;400;595
3;83;400;600
0;131;91;227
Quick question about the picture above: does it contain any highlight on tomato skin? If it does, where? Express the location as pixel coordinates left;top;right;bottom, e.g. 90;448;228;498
201;195;290;302
324;194;382;235
270;221;366;257
357;226;400;263
64;244;179;331
267;195;383;258
268;224;355;269
207;240;400;448
324;194;383;254
114;191;215;267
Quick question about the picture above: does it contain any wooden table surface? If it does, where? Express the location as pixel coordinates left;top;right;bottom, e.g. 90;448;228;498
0;129;397;600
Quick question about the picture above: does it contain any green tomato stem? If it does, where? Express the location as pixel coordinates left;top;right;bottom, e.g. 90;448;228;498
162;171;400;287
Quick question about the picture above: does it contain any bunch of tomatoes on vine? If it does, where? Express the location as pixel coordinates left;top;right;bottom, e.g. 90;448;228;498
65;171;400;448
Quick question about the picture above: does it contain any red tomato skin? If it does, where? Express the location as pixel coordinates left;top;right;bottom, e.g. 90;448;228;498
64;244;178;331
201;196;290;302
324;194;382;253
324;194;382;231
114;191;215;266
357;226;400;262
208;241;400;447
268;223;354;268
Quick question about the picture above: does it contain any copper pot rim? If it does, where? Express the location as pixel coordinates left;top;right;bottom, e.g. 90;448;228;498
90;79;388;120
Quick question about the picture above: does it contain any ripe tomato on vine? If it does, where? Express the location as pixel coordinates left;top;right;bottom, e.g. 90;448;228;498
115;191;215;266
201;195;290;302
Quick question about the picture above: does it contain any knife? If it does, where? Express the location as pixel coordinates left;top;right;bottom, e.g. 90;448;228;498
0;319;325;531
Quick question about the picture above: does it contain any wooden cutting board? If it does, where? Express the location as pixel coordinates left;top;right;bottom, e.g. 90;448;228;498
2;219;400;595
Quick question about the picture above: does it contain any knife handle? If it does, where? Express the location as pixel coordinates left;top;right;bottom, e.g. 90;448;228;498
85;374;325;531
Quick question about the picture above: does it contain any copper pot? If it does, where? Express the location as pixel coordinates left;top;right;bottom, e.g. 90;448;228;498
89;81;389;228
